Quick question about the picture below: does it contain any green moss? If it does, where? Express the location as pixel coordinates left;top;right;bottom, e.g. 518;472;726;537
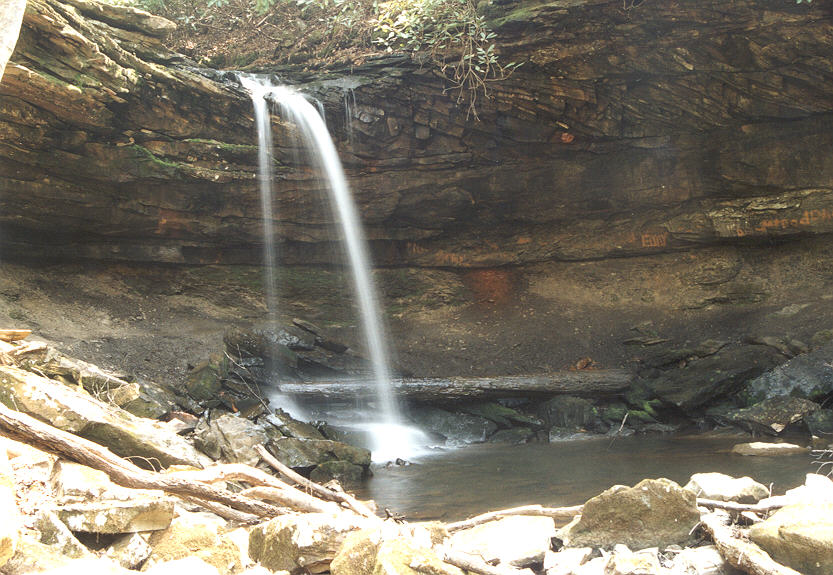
129;144;183;176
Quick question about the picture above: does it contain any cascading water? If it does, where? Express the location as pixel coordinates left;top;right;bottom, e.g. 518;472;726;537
241;75;427;461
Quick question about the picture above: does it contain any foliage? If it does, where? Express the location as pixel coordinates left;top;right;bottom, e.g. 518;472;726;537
372;0;520;119
125;0;520;120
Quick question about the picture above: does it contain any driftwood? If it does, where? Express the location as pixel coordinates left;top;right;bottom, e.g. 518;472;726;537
278;371;633;401
441;549;533;575
0;402;295;519
254;444;378;519
697;498;785;515
699;511;802;575
446;504;584;533
0;329;31;342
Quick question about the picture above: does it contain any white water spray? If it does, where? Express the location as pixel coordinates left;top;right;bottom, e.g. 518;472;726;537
241;76;427;461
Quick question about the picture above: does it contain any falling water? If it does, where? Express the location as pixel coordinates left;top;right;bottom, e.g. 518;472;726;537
240;75;307;421
241;76;425;461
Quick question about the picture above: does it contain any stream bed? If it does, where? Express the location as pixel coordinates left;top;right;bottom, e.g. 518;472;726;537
353;434;813;522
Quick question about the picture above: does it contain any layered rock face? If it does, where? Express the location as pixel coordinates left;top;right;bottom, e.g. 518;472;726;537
1;0;832;267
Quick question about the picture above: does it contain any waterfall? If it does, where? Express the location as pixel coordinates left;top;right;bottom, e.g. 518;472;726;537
241;75;426;461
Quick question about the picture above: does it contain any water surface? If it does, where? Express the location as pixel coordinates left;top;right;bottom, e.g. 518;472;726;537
355;434;812;522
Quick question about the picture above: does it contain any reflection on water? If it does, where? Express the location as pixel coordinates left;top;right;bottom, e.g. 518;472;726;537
355;434;811;522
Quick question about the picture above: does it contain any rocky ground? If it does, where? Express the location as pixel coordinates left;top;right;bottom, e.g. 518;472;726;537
0;332;832;575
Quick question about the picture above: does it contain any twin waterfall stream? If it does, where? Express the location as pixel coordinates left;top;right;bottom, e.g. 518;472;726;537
239;75;426;462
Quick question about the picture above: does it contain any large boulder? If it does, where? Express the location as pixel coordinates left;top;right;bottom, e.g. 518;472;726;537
267;437;371;470
745;341;833;403
749;502;833;575
0;366;203;468
143;510;241;574
248;512;374;574
447;516;556;568
683;472;770;504
721;396;819;435
193;412;272;466
561;478;700;549
407;405;497;445
330;524;463;575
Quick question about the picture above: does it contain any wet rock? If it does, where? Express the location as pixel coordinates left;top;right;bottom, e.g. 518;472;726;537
488;427;534;444
744;340;833;403
104;533;152;569
56;496;175;534
448;516;557;568
749;502;833;575
261;410;325;440
186;353;229;403
730;442;807;456
460;402;543;429
806;409;833;437
683;472;770;504
0;366;203;468
543;547;594;575
248;512;373;574
537;396;600;431
0;450;19;568
646;345;780;412
561;478;699;549
144;510;241;574
309;461;365;486
193;412;272;466
117;380;179;420
721;396;819;435
407;405;497;445
267;437;371;469
330;524;463;575
548;428;600;442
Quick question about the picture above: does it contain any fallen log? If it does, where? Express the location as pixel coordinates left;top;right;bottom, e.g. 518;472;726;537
699;511;802;575
277;371;633;401
0;401;285;519
446;504;584;532
441;549;534;575
696;498;785;515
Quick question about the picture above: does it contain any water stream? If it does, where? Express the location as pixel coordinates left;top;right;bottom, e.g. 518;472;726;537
241;76;427;461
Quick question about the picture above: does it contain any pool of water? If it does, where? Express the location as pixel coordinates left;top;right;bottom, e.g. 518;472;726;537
353;434;813;522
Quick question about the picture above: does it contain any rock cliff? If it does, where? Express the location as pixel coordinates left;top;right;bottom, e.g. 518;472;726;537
1;0;832;390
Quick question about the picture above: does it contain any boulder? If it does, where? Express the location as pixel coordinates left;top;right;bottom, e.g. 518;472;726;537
460;402;543;429
104;533;153;569
561;478;700;549
1;538;78;574
722;396;819;435
447;516;556;568
647;345;780;412
488;427;535;444
51;460;114;501
32;510;90;559
730;442;807;456
261;411;325;440
144;510;241;574
193;412;272;466
744;341;833;403
330;525;463;575
542;547;594;575
186;353;229;403
56;496;175;534
604;547;663;575
537;396;600;431
749;502;833;575
407;405;497;445
248;512;373;574
669;545;737;575
309;461;365;486
15;556;130;575
0;366;203;468
805;409;833;437
0;450;19;568
267;437;371;469
683;472;770;504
